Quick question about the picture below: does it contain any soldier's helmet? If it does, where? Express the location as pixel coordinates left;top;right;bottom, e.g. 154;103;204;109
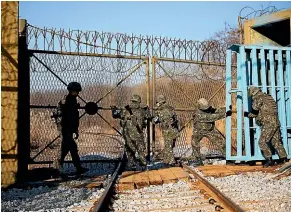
131;94;141;103
197;98;210;110
157;95;166;104
248;86;260;97
67;82;82;92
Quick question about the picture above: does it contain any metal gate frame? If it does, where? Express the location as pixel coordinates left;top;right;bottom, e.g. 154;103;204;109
226;44;291;161
24;21;233;169
28;50;150;164
151;56;230;159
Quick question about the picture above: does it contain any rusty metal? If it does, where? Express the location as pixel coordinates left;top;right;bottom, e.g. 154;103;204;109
29;49;148;60
182;164;245;212
152;57;156;155
155;57;236;67
91;161;124;212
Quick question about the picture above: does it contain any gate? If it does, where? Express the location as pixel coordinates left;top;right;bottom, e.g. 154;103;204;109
27;24;150;166
226;44;291;161
25;22;230;167
151;40;231;159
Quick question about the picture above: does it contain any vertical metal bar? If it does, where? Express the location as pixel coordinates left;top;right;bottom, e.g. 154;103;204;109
260;49;268;93
246;50;252;158
146;57;150;107
152;57;156;156
236;52;243;157
269;50;277;159
277;50;288;154
240;46;251;159
286;51;291;156
257;48;268;159
18;19;30;182
269;50;276;99
145;57;151;163
226;50;232;160
251;47;260;158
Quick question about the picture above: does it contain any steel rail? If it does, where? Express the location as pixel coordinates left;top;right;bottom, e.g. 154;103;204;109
182;163;245;212
90;160;124;212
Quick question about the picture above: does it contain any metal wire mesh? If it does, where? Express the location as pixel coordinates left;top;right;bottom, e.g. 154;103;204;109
28;23;230;163
29;51;148;162
153;59;228;158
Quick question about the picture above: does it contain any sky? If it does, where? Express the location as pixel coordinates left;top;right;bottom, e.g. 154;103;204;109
20;1;291;92
20;1;291;41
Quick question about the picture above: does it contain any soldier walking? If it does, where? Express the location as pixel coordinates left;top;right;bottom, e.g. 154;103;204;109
153;95;179;166
111;94;150;170
53;82;88;175
190;98;231;166
245;86;288;167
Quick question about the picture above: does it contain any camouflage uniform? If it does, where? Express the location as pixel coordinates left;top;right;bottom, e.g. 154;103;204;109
246;86;287;162
114;94;150;169
53;82;87;174
191;98;227;162
153;95;179;165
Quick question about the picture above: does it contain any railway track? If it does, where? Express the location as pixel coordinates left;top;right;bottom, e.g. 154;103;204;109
3;161;289;211
90;163;245;212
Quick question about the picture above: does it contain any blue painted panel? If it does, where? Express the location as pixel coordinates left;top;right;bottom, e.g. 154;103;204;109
251;47;261;158
226;45;291;161
240;46;251;159
286;51;291;157
236;52;243;157
225;50;232;160
277;50;288;155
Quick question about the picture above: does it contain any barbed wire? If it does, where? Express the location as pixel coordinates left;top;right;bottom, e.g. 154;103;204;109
27;24;227;63
238;5;284;22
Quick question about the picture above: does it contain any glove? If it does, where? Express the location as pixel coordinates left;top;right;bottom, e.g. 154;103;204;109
74;131;79;139
244;111;249;117
152;116;160;124
226;110;232;117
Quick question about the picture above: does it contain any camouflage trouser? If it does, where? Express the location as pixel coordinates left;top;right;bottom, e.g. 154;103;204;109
53;130;82;171
191;128;226;160
259;124;287;159
123;130;147;169
160;129;177;165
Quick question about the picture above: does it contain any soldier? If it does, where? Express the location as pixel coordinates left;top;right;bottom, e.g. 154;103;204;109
153;95;179;166
244;86;288;168
53;82;88;175
111;94;150;170
190;98;231;166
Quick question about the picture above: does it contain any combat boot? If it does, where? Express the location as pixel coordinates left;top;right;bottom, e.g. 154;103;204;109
276;157;288;165
188;158;203;167
263;158;274;168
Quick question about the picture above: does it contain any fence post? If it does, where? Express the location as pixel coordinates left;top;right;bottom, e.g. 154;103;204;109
151;57;156;161
17;19;30;182
146;57;151;163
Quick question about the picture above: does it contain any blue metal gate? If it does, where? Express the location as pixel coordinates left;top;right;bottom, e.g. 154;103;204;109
226;44;291;161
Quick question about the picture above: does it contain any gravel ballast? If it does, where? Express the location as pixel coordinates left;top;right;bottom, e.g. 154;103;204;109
191;166;291;212
1;162;117;212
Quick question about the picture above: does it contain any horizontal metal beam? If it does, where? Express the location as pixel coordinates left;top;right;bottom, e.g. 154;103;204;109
154;56;237;67
28;49;148;60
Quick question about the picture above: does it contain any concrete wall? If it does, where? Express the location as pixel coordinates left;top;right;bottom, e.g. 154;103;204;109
1;1;19;187
244;9;291;46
